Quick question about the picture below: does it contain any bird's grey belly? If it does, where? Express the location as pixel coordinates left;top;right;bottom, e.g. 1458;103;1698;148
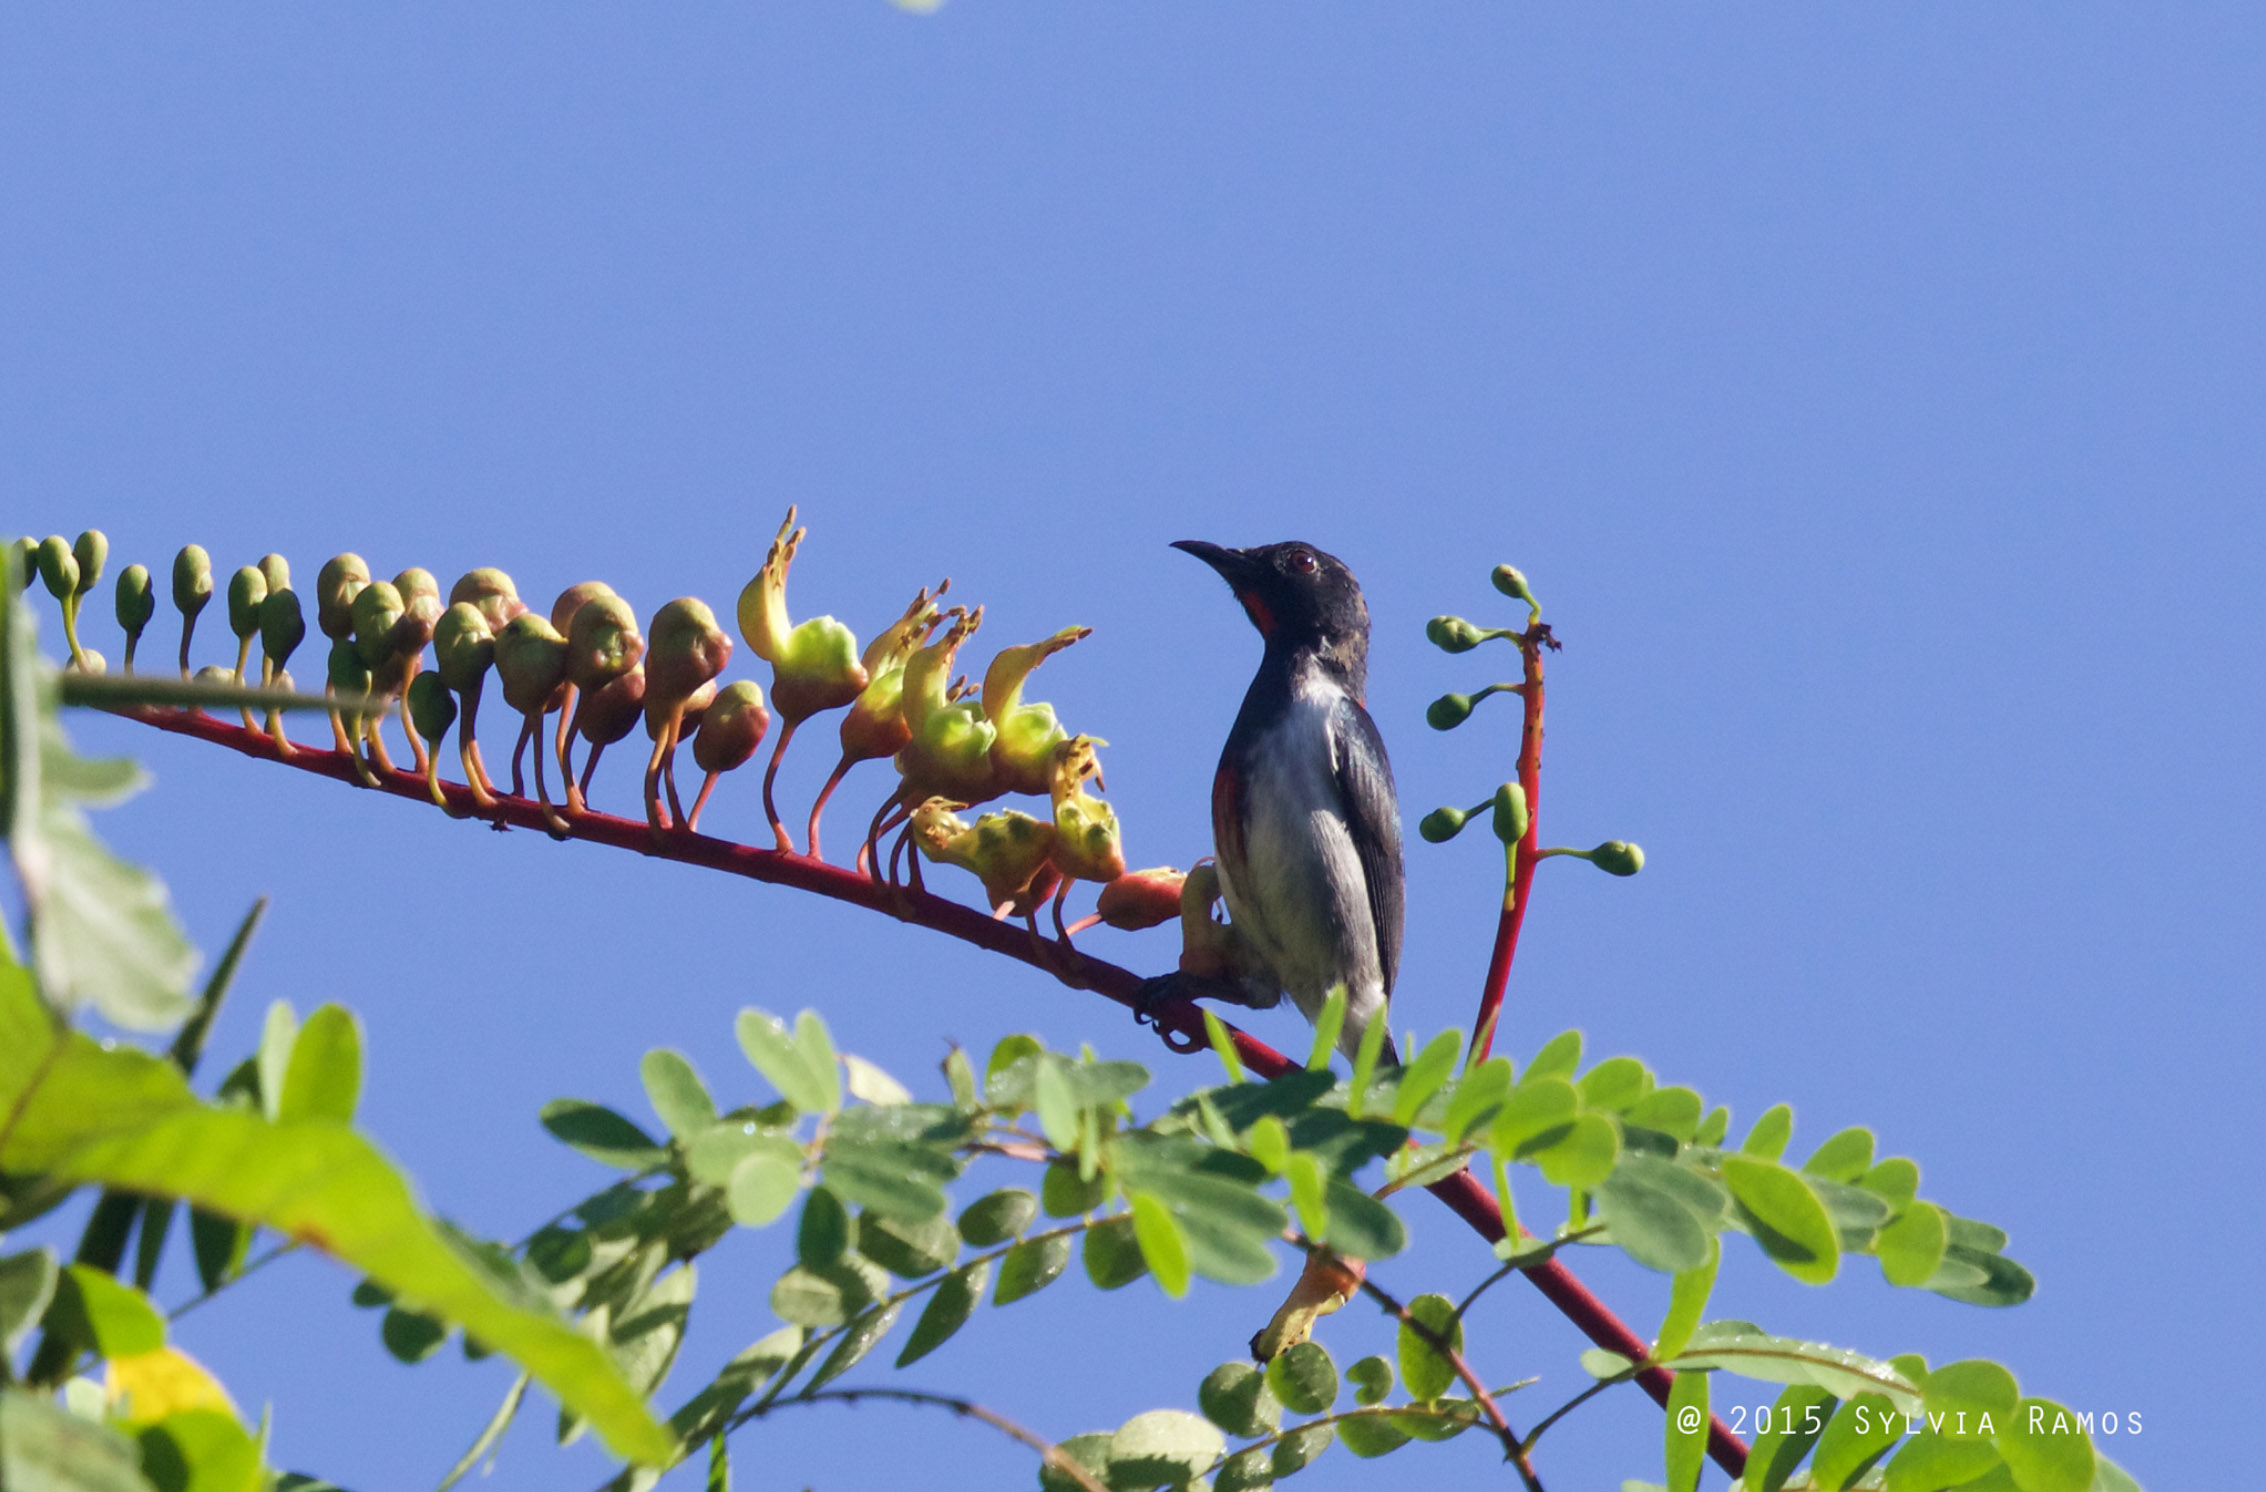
1219;739;1385;1030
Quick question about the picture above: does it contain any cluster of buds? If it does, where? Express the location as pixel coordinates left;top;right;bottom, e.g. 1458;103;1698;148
1420;563;1643;894
24;514;1192;944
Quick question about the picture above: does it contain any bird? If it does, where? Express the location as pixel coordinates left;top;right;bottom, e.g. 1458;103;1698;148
1160;539;1404;1063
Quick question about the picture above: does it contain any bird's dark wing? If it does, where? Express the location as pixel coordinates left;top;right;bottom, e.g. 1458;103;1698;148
1332;697;1404;994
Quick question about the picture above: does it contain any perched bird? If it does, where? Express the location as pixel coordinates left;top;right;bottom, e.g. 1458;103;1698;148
1161;540;1404;1062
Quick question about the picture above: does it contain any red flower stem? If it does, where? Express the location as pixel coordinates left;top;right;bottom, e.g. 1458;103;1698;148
1470;627;1549;1065
107;703;1748;1483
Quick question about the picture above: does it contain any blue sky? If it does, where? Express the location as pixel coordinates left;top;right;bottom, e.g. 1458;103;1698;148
5;5;2258;1488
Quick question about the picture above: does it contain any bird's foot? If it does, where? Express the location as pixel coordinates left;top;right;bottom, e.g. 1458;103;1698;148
1132;970;1249;1053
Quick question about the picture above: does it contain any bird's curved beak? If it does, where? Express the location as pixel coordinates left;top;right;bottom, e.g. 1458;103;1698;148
1171;540;1256;585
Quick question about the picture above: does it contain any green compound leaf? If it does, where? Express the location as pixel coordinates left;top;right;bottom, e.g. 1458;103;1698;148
1396;1292;1461;1403
1624;1085;1704;1143
0;1387;152;1492
1884;1429;2002;1491
1108;1410;1225;1491
1523;1029;1583;1082
1664;1365;1709;1492
1744;1384;1837;1492
957;1188;1037;1248
1801;1127;1876;1183
1532;1113;1618;1189
857;1211;959;1280
822;1139;950;1223
1875;1200;1949;1288
795;1187;851;1269
1596;1159;1718;1274
725;1152;803;1229
1267;1341;1337;1415
806;1300;901;1393
1271;1421;1334;1477
993;1232;1072;1306
0;1247;60;1357
769;1258;884;1328
1722;1156;1840;1284
638;1050;717;1141
1577;1055;1651;1113
1666;1323;1919;1415
896;1257;990;1368
0;969;670;1464
1337;1412;1411;1459
1346;1354;1394;1406
1492;1075;1578;1155
1923;1359;2020;1435
1994;1399;2096;1492
1081;1214;1149;1293
270;1003;359;1128
735;1008;833;1115
1126;1194;1185;1298
46;1265;166;1360
1858;1157;1921;1209
1441;1057;1512;1144
1198;1361;1280;1439
1319;1179;1404;1260
540;1100;669;1171
1653;1238;1719;1362
1740;1104;1794;1161
1040;1158;1110;1219
686;1123;798;1187
1810;1392;1902;1489
1389;1030;1463;1126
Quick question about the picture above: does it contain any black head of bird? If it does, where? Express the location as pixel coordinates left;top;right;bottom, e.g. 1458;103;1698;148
1170;540;1372;697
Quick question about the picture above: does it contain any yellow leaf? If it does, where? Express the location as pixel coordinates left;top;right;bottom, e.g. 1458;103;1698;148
106;1346;238;1427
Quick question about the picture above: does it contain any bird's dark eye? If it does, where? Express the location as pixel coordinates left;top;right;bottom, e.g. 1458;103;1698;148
1287;550;1318;575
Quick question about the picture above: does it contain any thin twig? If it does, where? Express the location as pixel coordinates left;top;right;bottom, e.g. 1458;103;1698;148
724;1386;1111;1492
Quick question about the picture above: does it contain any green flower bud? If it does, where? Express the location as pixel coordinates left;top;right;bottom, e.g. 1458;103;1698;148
71;531;107;597
565;594;644;691
327;637;372;695
692;680;771;774
115;563;155;639
351;580;406;672
7;537;35;589
260;588;307;671
576;664;646;746
1588;840;1644;877
395;568;442;625
227;566;269;641
983;625;1089;798
1491;781;1530;845
1491;564;1541;626
493;613;570;714
646;598;733;708
194;664;233;687
406;671;458;744
257;552;290;596
1426;615;1485;653
547;580;615;633
36;536;78;602
1426;692;1476;731
74;648;106;675
896;608;998;801
315;554;371;641
448;567;527;633
911;799;1062;915
1048;735;1124;882
173;545;215;617
1418;806;1471;843
736;509;866;722
433;603;496;692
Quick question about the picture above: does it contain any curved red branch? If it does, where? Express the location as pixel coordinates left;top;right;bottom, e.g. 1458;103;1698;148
111;703;1747;1480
